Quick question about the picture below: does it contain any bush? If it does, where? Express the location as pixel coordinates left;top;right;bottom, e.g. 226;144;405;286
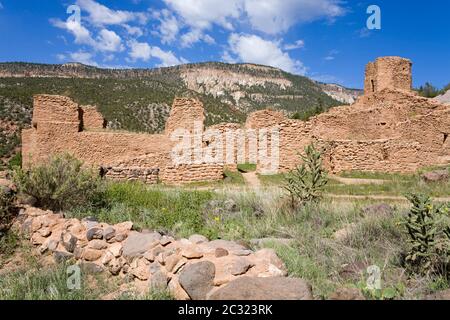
403;194;450;276
0;187;17;233
12;154;103;212
283;143;328;208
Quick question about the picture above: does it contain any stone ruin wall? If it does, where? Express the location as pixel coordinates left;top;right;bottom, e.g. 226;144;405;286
22;96;225;185
22;56;450;182
364;56;412;95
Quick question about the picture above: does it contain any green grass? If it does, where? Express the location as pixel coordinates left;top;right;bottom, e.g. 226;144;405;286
237;163;257;173
68;182;217;238
258;168;450;198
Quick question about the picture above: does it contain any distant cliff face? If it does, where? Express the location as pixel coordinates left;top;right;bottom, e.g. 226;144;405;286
318;83;363;104
0;61;361;167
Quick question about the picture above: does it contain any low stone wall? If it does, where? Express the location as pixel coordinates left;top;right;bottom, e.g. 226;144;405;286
161;164;225;184
12;206;312;300
104;167;160;184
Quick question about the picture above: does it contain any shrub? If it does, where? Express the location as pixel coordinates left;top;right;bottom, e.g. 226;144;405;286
12;154;103;212
283;143;328;208
403;194;450;276
0;187;17;233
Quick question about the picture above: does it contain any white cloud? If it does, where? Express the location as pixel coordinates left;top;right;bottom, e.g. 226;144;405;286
284;40;305;51
69;51;99;66
150;46;188;67
51;19;96;47
51;19;124;53
162;0;344;38
226;33;307;75
124;25;143;37
153;9;181;44
128;40;152;61
244;0;345;34
127;40;187;67
180;29;215;48
96;29;124;52
76;0;147;26
324;49;339;61
163;0;242;30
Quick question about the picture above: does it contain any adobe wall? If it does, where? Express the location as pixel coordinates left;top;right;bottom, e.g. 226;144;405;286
81;106;106;130
22;95;224;185
364;57;412;95
22;56;450;181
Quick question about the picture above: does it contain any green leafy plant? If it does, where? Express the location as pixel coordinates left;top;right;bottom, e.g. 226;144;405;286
403;194;450;276
12;153;103;212
283;143;328;208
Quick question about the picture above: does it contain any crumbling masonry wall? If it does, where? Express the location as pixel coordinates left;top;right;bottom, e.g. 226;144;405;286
22;96;224;184
364;56;412;95
22;56;450;181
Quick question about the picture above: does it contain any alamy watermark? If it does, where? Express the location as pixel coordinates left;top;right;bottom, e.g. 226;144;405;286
170;122;280;174
367;5;381;30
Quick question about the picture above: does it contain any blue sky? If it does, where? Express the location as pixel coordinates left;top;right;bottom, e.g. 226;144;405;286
0;0;449;89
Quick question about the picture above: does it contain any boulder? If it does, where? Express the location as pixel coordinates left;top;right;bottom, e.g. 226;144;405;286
53;251;74;264
421;170;449;183
215;248;229;258
122;231;162;259
86;227;103;241
103;227;116;241
231;258;254;276
188;234;208;244
61;232;78;253
208;277;313;300
179;261;216;300
88;240;108;250
83;248;103;261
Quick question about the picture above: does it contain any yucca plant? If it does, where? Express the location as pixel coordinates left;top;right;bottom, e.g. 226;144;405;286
283;143;328;208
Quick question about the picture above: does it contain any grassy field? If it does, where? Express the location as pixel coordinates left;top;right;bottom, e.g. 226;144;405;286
1;164;449;300
62;181;448;299
259;167;450;198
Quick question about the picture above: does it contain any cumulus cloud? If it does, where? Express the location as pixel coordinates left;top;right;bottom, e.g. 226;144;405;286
226;33;307;75
244;0;345;34
51;18;95;47
96;29;124;52
69;51;99;66
162;0;344;37
181;29;215;48
76;0;147;26
153;9;181;44
128;40;187;67
284;40;305;51
163;0;242;31
51;18;124;53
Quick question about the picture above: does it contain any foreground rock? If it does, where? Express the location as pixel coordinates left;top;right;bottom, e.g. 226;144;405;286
207;277;313;300
12;205;312;300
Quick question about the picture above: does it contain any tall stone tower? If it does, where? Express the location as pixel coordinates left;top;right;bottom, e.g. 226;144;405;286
364;56;412;95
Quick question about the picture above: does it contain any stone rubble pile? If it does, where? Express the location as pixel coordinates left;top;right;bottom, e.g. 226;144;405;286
13;206;313;300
